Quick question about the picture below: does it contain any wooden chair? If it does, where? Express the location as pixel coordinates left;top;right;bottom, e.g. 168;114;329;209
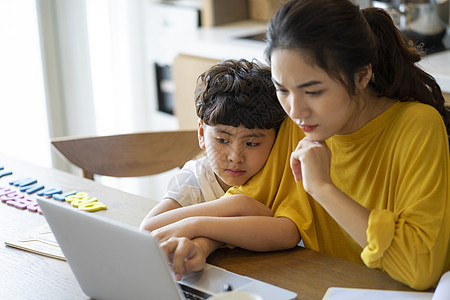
51;130;203;180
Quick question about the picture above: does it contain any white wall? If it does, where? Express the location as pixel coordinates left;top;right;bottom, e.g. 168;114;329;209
0;0;51;167
33;0;179;201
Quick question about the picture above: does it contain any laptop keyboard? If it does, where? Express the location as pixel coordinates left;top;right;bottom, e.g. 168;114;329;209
180;283;211;300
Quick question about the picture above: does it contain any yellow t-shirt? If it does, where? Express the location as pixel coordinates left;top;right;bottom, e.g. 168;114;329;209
226;101;450;290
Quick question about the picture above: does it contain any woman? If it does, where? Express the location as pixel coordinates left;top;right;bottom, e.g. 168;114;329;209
160;0;450;290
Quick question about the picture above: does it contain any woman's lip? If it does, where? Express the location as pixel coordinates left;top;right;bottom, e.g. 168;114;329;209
226;169;246;176
300;125;318;133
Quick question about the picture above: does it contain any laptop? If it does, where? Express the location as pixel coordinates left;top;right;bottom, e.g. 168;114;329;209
37;198;297;300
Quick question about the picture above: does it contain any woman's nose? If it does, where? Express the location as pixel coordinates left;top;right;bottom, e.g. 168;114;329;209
289;95;310;121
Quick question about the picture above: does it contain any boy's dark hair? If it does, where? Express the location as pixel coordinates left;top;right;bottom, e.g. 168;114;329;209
195;59;286;131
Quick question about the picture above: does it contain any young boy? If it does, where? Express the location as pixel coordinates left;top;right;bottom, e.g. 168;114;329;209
139;60;299;279
140;58;286;223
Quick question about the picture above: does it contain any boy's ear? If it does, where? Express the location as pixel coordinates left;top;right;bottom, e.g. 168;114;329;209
198;119;206;149
354;64;372;90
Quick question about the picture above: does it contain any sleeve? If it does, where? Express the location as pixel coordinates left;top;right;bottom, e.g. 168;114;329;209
224;119;295;207
361;106;450;290
164;160;204;206
224;119;317;245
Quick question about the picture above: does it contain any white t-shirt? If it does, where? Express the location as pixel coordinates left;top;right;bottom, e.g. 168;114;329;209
163;156;225;206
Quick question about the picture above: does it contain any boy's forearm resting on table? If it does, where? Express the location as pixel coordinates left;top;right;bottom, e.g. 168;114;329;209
139;198;181;230
145;198;182;218
140;195;272;232
152;215;300;252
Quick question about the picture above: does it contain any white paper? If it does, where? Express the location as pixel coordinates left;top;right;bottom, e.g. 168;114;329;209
323;287;432;300
432;271;450;300
323;271;450;300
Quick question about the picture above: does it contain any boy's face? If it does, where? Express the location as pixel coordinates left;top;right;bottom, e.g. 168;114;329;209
198;120;276;191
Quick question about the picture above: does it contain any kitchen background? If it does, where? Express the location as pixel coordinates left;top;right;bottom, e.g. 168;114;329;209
2;0;449;201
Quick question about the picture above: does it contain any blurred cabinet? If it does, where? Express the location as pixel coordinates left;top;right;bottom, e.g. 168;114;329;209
202;0;282;27
146;2;200;65
202;0;248;27
444;92;450;106
247;0;282;21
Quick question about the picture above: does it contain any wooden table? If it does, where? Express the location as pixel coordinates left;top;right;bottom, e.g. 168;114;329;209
0;154;413;299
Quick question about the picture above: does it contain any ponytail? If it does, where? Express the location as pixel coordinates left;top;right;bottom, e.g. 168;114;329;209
362;7;450;139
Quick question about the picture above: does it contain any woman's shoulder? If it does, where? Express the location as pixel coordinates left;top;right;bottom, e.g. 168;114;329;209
388;101;447;146
395;101;441;117
392;101;443;126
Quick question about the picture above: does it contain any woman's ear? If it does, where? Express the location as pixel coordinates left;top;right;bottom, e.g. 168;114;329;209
354;64;372;90
198;119;206;149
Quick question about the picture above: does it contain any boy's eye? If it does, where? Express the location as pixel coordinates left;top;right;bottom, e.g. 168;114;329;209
216;138;229;144
246;142;259;147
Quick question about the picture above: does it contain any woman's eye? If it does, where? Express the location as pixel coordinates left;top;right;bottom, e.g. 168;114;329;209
306;90;323;96
276;89;289;94
216;138;228;144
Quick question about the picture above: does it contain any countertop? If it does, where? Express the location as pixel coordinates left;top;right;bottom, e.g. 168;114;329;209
177;20;450;93
178;20;268;61
420;50;450;94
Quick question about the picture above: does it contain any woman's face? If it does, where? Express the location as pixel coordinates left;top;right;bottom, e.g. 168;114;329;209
271;49;360;142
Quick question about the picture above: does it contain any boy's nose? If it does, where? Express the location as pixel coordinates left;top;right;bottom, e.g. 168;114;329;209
227;149;244;163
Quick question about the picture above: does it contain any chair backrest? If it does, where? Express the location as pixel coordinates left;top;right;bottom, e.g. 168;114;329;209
51;130;203;180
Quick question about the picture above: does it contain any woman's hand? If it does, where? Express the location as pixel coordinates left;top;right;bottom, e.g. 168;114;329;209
290;137;332;196
159;237;222;280
291;138;370;247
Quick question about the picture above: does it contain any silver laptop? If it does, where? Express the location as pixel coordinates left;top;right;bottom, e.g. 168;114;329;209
37;198;297;300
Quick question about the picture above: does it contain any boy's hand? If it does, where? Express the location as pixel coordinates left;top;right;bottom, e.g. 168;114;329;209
160;237;207;281
160;237;222;281
151;218;197;242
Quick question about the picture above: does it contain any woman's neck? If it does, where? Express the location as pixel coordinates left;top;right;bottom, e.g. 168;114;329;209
349;90;397;134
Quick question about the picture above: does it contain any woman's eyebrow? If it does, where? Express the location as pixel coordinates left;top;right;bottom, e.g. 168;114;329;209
272;77;283;87
272;78;322;89
296;80;322;89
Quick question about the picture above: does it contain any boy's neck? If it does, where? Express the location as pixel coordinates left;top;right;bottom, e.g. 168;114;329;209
215;174;232;192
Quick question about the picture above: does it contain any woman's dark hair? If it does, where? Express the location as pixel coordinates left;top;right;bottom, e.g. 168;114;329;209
265;0;450;138
195;59;286;131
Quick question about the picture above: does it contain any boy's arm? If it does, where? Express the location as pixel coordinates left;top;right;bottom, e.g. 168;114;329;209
140;198;182;230
140;195;273;232
152;215;300;251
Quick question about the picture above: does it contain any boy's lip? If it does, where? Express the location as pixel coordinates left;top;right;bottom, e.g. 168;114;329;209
299;125;318;133
225;169;246;177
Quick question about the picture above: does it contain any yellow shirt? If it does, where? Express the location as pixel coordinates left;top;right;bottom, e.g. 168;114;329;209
226;101;450;290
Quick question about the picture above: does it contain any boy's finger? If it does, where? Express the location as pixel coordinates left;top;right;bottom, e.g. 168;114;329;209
170;238;194;280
